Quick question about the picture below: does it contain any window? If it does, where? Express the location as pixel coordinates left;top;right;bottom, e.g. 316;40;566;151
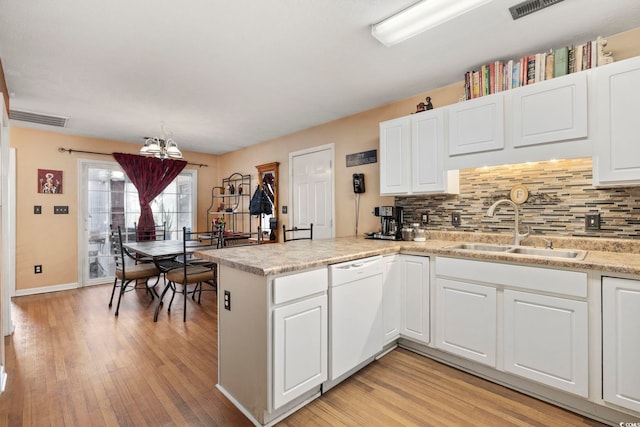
82;161;197;284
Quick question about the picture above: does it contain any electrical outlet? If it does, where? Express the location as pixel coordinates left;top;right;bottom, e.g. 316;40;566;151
585;213;601;231
224;290;231;311
34;205;42;214
34;265;42;274
421;213;429;224
54;205;69;214
451;212;461;227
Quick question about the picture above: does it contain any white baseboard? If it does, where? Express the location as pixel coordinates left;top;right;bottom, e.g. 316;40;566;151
14;282;78;297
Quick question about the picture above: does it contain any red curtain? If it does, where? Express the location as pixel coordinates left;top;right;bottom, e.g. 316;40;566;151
113;153;187;240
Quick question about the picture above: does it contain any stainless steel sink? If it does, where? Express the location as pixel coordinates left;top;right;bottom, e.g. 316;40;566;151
446;243;514;252
507;246;587;260
445;243;587;260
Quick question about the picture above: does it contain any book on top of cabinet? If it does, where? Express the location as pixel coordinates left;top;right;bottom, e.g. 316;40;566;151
462;36;613;101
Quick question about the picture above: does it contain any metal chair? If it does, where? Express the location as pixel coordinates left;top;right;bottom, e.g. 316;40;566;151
108;226;161;316
134;221;167;241
154;227;217;322
282;223;313;242
133;221;167;264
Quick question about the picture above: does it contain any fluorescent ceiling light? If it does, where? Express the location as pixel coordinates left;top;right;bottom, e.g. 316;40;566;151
372;0;493;46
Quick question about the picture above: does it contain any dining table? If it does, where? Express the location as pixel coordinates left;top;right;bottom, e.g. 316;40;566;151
123;238;220;320
123;239;218;262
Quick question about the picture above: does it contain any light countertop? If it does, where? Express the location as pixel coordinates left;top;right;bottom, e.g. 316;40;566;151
194;234;640;277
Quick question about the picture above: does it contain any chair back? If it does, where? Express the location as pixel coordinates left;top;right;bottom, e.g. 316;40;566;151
110;226;127;275
134;221;166;241
282;223;313;242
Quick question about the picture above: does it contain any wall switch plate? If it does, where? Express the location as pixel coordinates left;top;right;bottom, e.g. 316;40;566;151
421;213;429;224
54;205;69;214
585;213;601;230
282;206;288;214
34;205;42;214
451;212;461;227
224;290;231;310
34;265;42;274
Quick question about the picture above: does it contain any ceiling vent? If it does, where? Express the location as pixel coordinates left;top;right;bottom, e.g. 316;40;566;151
9;109;68;127
509;0;564;20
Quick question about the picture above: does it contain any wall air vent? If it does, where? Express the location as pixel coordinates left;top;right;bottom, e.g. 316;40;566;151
9;109;68;127
509;0;564;20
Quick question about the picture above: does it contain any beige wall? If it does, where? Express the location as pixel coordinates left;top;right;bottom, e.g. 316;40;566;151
10;127;218;291
219;82;462;238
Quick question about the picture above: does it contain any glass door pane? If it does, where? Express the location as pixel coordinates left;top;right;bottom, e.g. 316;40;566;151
80;161;196;287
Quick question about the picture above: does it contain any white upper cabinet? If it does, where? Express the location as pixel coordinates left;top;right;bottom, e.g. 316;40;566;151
511;72;588;147
380;112;458;196
412;109;458;194
379;116;411;195
593;56;640;187
448;95;504;156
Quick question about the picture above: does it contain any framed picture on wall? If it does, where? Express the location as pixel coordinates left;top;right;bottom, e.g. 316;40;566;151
38;169;63;194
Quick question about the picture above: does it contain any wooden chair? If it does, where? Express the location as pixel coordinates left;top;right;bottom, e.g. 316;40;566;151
108;226;161;316
282;223;313;242
154;227;217;322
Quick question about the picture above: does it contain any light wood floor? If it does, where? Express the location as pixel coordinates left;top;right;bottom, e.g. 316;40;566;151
1;284;605;426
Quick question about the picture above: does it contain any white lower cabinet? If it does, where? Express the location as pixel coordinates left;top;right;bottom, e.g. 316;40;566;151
503;290;588;397
273;294;327;410
435;257;589;397
435;278;497;366
272;269;328;410
400;255;430;344
382;254;403;344
603;277;640;413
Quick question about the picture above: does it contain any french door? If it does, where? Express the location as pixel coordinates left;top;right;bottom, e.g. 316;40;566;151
78;160;197;287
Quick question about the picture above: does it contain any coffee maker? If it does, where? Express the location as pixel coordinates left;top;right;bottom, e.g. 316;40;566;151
371;206;404;240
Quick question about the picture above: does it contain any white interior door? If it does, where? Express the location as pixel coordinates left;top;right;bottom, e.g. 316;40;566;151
290;145;334;239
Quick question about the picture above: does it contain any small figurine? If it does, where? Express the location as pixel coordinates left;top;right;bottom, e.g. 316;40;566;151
414;96;434;114
425;96;433;110
596;36;614;67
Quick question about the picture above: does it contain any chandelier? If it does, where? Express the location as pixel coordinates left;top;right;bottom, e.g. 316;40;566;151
139;124;183;159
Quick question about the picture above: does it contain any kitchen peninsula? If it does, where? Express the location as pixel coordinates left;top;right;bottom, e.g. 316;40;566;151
195;235;640;426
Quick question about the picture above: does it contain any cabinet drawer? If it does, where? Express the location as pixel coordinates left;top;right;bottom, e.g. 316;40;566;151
436;257;586;297
273;268;328;305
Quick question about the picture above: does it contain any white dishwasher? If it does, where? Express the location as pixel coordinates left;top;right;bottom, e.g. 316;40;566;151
329;255;383;380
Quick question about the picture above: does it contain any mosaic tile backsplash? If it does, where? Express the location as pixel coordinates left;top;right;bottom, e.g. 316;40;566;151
396;157;640;239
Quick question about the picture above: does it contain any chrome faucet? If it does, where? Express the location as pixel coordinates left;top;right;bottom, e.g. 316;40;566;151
486;199;529;246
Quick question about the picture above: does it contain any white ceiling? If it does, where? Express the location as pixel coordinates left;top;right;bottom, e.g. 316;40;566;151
1;0;640;155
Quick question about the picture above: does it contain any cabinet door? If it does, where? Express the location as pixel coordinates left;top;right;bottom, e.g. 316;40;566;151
435;278;497;366
401;255;430;344
448;95;504;156
382;255;402;344
503;290;588;397
593;56;640;186
273;294;327;410
603;277;640;413
379;116;411;195
512;72;587;147
411;110;447;193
